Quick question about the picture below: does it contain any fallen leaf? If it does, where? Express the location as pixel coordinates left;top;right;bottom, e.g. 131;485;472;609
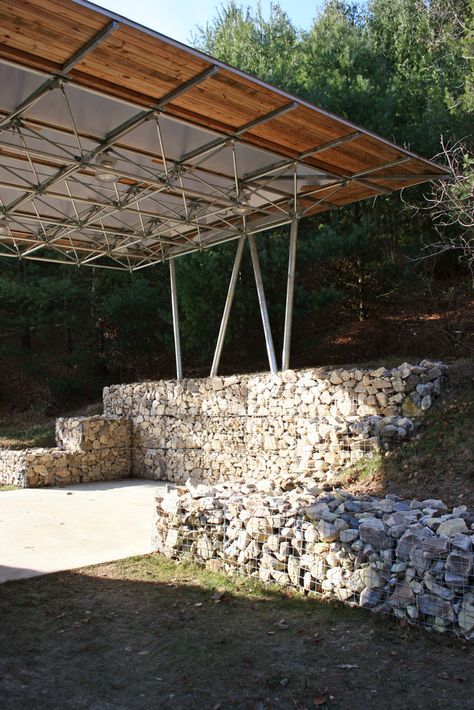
138;650;150;656
337;664;358;670
313;695;327;706
194;602;203;607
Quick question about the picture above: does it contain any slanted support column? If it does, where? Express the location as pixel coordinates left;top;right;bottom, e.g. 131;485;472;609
169;258;182;381
210;234;245;376
248;234;278;374
282;217;298;370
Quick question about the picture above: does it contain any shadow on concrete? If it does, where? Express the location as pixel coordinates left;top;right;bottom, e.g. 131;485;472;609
0;564;44;582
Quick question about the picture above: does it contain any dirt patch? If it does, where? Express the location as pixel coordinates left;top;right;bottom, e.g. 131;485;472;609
330;359;474;507
0;555;472;709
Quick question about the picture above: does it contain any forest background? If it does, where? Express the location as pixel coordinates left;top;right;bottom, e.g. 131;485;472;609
0;0;472;414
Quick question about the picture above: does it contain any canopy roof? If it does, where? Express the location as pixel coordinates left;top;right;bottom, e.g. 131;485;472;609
0;0;448;272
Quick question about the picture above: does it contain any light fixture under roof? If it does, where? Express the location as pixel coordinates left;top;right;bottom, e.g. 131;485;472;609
95;153;118;183
0;216;11;237
232;201;250;216
232;189;252;216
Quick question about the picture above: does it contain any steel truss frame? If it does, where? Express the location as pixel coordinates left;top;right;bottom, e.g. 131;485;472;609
0;30;424;274
0;24;443;378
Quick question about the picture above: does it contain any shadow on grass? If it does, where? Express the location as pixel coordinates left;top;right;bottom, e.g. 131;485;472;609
0;555;472;710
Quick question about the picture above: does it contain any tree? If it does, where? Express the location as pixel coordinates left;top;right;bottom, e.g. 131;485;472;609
422;138;474;281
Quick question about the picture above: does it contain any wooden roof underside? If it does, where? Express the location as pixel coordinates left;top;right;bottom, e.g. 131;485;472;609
0;0;448;271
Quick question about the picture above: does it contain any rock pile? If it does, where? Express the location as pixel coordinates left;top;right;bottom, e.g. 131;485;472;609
154;479;474;638
104;360;445;483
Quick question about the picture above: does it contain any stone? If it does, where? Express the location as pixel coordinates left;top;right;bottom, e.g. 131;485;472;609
458;602;474;634
197;535;213;560
306;503;330;521
418;594;454;622
423;573;453;600
389;583;415;608
391;562;406;573
318;520;338;542
334;517;349;532
347;569;366;594
165;528;181;550
420;395;432;410
409;546;428;575
422;536;450;557
445;550;473;585
287;555;300;585
452;534;472;552
396;526;433;560
340;529;359;543
402;397;423;417
359;518;393;549
437;519;469;537
362;567;381;589
359;587;383;608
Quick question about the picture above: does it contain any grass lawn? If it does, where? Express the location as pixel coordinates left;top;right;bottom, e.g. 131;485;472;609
0;555;472;710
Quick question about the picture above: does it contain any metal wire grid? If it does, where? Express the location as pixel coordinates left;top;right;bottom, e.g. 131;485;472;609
154;504;474;638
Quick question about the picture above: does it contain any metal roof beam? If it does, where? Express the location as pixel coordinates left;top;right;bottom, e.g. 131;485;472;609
299;131;361;159
2;66;220;217
0;22;119;132
177;101;298;166
241;132;368;184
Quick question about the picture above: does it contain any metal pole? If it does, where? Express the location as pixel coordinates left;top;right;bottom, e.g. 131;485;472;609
210;234;245;376
248;234;278;374
282;217;298;370
169;258;182;380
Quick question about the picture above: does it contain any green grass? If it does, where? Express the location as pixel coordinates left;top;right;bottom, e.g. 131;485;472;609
0;485;20;492
0;420;56;449
339;452;383;484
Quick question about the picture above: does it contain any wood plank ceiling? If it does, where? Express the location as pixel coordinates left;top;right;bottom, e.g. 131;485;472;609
0;0;448;271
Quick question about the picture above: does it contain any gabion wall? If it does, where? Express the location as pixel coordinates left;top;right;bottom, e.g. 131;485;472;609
0;416;131;487
154;480;474;639
103;360;444;484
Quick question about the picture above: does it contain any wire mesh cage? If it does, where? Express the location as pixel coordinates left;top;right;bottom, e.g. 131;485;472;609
154;488;474;639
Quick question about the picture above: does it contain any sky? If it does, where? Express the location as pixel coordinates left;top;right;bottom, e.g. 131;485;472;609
94;1;324;45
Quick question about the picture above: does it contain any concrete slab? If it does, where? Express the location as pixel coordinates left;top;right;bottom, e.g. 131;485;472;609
0;480;168;583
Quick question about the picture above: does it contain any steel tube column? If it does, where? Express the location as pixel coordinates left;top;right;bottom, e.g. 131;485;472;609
282;217;298;370
248;234;278;374
169;258;182;380
210;234;246;376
